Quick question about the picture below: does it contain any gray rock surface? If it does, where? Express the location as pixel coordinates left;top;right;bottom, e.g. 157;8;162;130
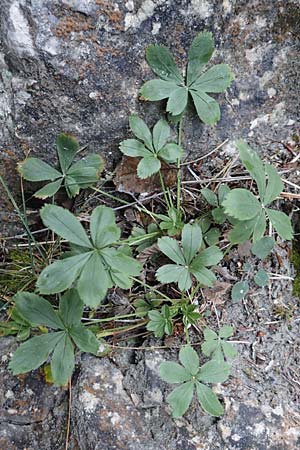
0;0;299;235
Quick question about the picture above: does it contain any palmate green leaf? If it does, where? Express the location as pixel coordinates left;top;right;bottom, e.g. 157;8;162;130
251;236;275;259
56;133;79;173
158;143;182;163
51;334;74;386
34;179;63;199
182;223;202;264
153;119;170;151
218;184;231;203
212;207;226;224
266;209;293;240
196;382;224;417
147;309;173;338
221;341;237;359
254;269;269;287
204;228;221;246
69;326;99;355
231;281;249;302
203;328;218;341
140;79;179;101
192;64;234;93
179;345;199;375
228;218;257;244
201;339;218;357
222;188;261;221
40;205;92;248
190;89;220;126
187;31;214;86
59;289;83;327
77;251;109;307
263;164;283;205
146;45;183;83
37;252;92;295
166;86;188;116
219;325;234;338
198;360;230;383
157;236;186;265
119;139;151;157
166;381;194;418
102;250;141;277
9;331;64;375
137;156;161;179
90;206;120;248
18;158;62;182
236;140;266;199
159;361;191;383
129;115;153;150
14;292;64;329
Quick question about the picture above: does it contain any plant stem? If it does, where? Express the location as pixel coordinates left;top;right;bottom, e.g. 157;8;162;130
130;277;172;301
177;117;183;212
158;170;171;209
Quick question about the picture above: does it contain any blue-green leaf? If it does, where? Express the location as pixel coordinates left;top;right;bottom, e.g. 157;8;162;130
166;381;194;418
146;45;183;83
160;362;191;383
187;31;214;86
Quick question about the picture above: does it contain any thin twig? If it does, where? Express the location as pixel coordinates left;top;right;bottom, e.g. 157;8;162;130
181;139;229;166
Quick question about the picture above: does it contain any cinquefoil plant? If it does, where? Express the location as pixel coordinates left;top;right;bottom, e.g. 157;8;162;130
140;32;234;124
18;133;103;198
160;345;230;417
9;289;99;385
156;223;223;291
223;140;293;243
36;204;141;306
119;116;182;179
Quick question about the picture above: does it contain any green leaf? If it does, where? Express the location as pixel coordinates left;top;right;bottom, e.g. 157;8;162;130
254;269;269;287
67;154;103;187
9;332;64;375
190;89;220;125
119;139;151;157
231;281;249;302
156;265;192;291
69;326;99;355
263;164;283;205
198;360;230;383
77;252;109;307
193;64;234;93
147;309;173;338
146;45;183;83
228;218;256;244
129;115;153;150
201;188;218;206
204;228;221;246
65;175;80;198
219;325;234;338
37;252;92;295
166;86;188;116
137;156;161;179
56;133;79;173
179;345;199;375
51;334;74;385
158;143;182;163
251;236;275;259
14;292;64;329
140;79;179;101
191;266;216;286
59;289;83;327
166;381;194;418
218;184;231;203
222;189;262;220
66;167;98;191
201;340;218;357
153;119;170;151
34;179;63;199
159;362;191;383
196;382;224;417
157;236;185;265
221;341;237;359
266;209;293;240
103;251;141;276
18;158;62;182
203;328;218;341
90;206;120;248
236;140;266;199
253;211;267;243
40;205;92;248
187;31;214;86
191;246;223;267
182;223;202;264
